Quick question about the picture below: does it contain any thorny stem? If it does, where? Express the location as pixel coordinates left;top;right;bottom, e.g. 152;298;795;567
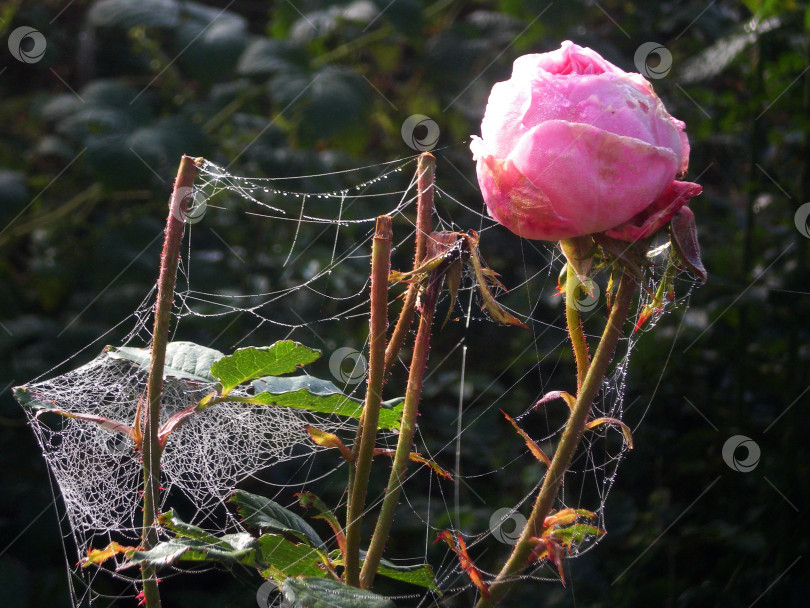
349;153;435;478
383;152;435;373
360;269;443;589
345;216;393;587
565;262;591;391
473;272;637;608
141;155;199;608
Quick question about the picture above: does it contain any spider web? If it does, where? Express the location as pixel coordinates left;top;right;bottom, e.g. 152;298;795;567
17;150;696;607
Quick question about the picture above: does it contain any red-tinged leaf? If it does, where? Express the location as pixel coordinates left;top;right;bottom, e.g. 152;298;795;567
527;537;548;563
81;542;135;567
633;306;655;333
407;453;453;480
157;404;197;449
36;408;135;442
373;448;453;480
534;391;576;412
546;538;566;585
296;491;346;559
433;531;490;600
585;417;634;449
502;411;551;467
305;426;354;463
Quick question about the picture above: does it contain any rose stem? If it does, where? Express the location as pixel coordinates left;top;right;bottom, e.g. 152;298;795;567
345;216;392;587
383;152;435;372
348;152;435;481
345;153;435;558
359;267;442;589
565;262;590;391
473;272;637;608
141;155;199;608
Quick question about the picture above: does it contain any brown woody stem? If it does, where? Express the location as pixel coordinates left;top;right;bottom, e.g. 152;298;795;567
383;152;435;372
141;155;199;608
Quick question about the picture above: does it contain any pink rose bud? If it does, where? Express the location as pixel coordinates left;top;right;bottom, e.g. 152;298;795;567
470;40;701;242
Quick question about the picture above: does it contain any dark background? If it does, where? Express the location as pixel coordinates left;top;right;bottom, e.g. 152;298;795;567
1;1;807;607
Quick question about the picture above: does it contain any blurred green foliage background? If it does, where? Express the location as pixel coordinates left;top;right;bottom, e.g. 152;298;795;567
0;0;808;606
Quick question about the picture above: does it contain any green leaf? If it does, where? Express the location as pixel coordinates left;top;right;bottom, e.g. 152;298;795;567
211;342;321;395
230;489;325;549
549;524;606;548
255;535;326;578
232;390;403;430
107;341;224;382
128;534;256;568
237;38;301;75
281;577;395;608
157;510;233;548
344;551;438;591
88;0;180;28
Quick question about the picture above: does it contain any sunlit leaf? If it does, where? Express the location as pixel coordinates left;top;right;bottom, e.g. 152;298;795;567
534;390;576;412
212;342;321;395
81;542;135;568
229;390;402;430
305;426;354;463
585;417;634;449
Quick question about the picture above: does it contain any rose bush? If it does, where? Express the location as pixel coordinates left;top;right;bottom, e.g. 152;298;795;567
470;40;701;242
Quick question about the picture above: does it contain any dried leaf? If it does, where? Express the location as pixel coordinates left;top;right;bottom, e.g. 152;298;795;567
81;542;135;567
670;206;707;283
502;411;551;467
467;234;527;329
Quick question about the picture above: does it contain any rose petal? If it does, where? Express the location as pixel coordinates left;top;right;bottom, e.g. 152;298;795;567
507;120;679;239
604;180;702;242
475;153;571;240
